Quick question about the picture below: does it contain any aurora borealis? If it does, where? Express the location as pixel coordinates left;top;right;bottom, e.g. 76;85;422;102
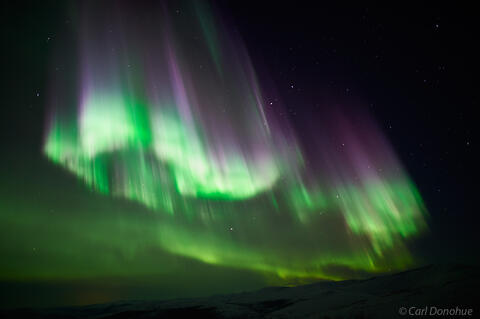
41;0;428;282
9;0;479;310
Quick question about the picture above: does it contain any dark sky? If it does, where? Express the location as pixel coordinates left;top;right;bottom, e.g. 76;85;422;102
219;2;477;262
0;0;477;309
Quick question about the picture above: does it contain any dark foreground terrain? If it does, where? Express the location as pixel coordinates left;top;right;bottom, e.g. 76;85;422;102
1;264;478;318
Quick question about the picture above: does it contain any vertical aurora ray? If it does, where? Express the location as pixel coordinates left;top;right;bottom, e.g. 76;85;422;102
41;1;428;283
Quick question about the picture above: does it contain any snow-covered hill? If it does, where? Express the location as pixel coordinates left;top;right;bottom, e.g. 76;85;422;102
2;264;478;318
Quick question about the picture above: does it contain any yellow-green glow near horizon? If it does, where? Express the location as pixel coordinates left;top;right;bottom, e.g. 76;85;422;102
36;0;429;288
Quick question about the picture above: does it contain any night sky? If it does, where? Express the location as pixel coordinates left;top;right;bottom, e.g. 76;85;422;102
0;1;476;309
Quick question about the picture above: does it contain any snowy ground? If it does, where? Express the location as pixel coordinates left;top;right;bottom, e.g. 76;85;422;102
1;264;478;318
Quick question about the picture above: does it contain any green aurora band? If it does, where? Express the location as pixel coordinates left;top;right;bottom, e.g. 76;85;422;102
37;1;429;286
